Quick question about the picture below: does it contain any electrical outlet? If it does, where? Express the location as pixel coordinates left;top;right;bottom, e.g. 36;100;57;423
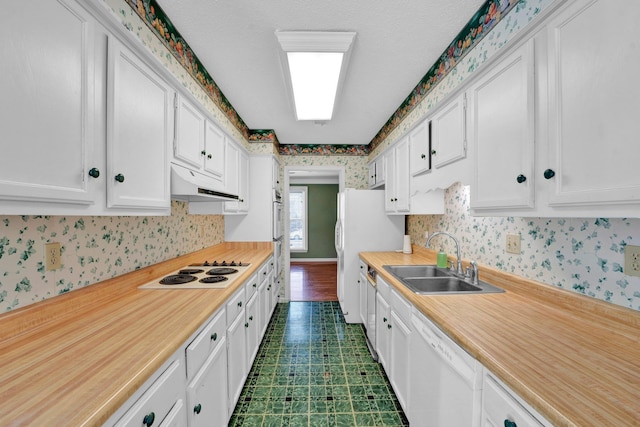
624;244;640;277
506;234;521;254
45;242;61;271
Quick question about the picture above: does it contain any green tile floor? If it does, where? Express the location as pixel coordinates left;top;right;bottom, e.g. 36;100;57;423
229;301;409;426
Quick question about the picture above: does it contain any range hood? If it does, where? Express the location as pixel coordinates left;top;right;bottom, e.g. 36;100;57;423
171;163;239;202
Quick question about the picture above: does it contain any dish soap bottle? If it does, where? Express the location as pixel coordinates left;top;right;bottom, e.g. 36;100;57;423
436;250;448;268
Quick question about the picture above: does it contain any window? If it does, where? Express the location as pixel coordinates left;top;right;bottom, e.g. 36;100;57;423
289;186;307;251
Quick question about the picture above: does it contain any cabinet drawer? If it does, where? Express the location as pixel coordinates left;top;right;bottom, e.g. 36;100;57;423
245;273;259;299
482;373;547;427
390;288;411;325
226;287;246;324
114;358;184;427
258;263;269;285
377;276;391;300
185;309;226;379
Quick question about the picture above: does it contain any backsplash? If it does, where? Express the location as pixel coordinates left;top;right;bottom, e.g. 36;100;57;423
407;183;640;311
0;202;224;312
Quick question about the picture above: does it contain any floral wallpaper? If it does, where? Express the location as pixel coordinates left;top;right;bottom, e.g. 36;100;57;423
279;145;369;156
407;183;640;311
369;0;521;151
370;0;553;158
280;155;369;190
0;202;224;312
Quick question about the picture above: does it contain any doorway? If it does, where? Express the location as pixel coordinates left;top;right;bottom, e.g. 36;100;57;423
283;166;345;302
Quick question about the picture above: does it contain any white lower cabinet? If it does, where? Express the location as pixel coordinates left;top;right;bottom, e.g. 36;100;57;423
184;309;227;426
375;278;412;413
482;372;551;427
113;357;186;427
245;290;260;371
226;290;248;416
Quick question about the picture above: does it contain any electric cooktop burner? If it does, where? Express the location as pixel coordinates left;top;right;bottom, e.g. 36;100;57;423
159;274;197;285
178;269;205;275
206;267;238;275
199;276;228;284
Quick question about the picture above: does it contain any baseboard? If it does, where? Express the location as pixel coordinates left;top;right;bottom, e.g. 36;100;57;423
290;258;338;263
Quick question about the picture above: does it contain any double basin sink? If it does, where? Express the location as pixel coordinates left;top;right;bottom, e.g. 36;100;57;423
383;265;504;295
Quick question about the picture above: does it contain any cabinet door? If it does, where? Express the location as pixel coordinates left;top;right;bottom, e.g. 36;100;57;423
384;150;396;212
227;311;247;413
390;310;411;412
107;37;172;210
203;120;225;179
174;96;205;168
187;337;228;427
358;275;367;325
394;138;411;212
470;40;535;210
224;140;240;211
258;279;269;339
272;157;281;191
482;374;546;427
375;293;391;370
409;120;431;176
245;292;260;370
432;93;466;168
0;0;96;205
546;0;640;207
368;162;377;188
238;150;250;212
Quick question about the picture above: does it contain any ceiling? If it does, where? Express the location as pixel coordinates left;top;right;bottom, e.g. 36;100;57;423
155;0;485;146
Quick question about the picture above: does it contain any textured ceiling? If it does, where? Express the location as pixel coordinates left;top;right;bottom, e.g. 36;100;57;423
155;0;485;145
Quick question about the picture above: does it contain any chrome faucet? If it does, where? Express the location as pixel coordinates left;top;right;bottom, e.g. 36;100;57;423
426;232;464;276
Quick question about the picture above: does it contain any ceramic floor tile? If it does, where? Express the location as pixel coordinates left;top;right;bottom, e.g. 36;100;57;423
231;301;409;426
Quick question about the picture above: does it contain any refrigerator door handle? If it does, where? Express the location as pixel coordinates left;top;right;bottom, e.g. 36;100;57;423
335;221;342;255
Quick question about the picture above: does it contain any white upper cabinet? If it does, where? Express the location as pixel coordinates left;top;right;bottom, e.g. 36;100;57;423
0;0;173;215
106;36;172;211
221;140;249;214
384;137;410;214
174;96;206;168
409;120;431;176
0;0;96;206
431;93;467;169
174;94;225;184
545;0;640;209
470;40;535;210
203;120;226;180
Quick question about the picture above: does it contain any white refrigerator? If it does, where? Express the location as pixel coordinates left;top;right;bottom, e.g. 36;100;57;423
335;189;405;323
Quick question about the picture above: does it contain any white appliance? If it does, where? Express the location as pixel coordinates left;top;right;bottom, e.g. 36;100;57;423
409;308;483;426
335;189;404;323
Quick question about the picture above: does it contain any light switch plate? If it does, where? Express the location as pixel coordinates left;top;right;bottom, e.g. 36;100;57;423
45;242;61;271
506;234;521;254
624;244;640;277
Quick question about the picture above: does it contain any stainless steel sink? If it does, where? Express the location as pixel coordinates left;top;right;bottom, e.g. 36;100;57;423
382;265;504;295
383;265;450;278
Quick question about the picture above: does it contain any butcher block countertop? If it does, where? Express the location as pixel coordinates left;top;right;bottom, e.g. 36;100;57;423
0;241;273;426
360;246;640;427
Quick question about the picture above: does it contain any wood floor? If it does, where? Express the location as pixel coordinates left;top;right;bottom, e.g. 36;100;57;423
290;261;338;302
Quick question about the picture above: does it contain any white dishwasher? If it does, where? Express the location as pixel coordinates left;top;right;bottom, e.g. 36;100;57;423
409;308;483;427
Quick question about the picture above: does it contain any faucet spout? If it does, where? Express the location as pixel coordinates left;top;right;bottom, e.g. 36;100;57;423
426;232;464;276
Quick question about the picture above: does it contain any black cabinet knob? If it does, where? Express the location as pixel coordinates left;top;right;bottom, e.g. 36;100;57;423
431;149;437;155
194;403;202;414
245;322;249;328
207;154;212;159
516;174;527;184
88;168;100;179
249;316;253;321
238;301;242;307
504;420;517;427
543;169;555;179
201;150;206;155
421;153;426;159
114;174;125;183
211;332;217;341
143;412;155;426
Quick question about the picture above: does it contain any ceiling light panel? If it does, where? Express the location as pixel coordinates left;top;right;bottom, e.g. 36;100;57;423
276;31;356;121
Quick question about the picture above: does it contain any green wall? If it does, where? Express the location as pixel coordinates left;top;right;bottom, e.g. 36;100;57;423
291;184;338;259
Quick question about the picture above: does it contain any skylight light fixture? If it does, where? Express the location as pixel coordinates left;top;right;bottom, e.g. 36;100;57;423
276;31;356;121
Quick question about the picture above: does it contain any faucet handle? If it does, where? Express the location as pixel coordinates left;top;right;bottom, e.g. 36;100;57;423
448;260;455;272
468;260;479;285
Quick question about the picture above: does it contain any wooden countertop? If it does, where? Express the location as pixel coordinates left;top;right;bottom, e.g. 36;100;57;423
360;246;640;427
0;242;273;426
